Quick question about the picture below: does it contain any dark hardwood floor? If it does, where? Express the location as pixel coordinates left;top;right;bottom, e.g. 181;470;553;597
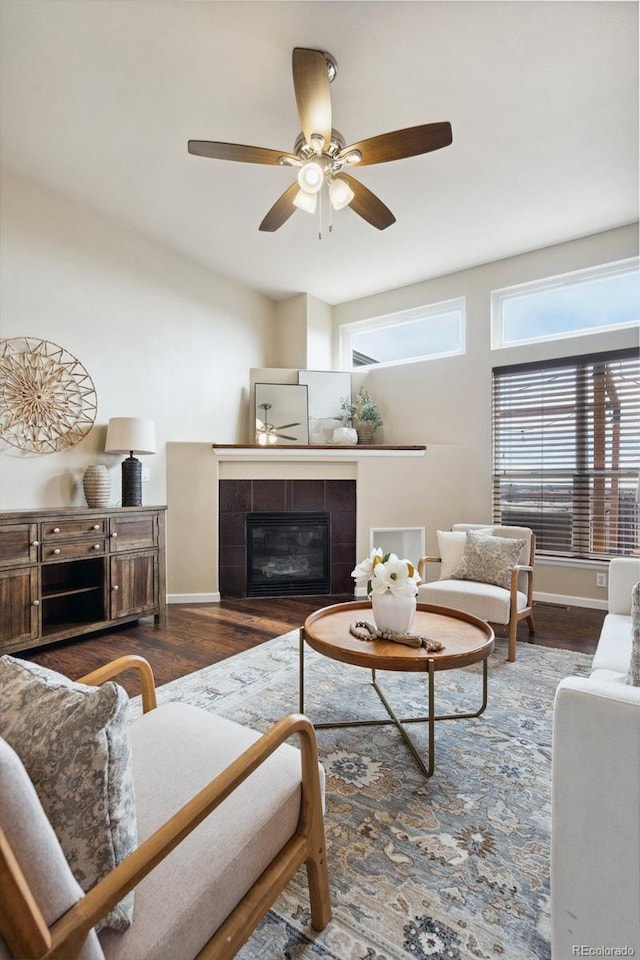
18;596;604;698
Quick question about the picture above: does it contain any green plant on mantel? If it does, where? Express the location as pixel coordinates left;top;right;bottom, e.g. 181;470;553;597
338;396;357;426
354;387;383;428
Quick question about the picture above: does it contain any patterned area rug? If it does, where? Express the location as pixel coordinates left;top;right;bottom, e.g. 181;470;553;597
131;632;592;960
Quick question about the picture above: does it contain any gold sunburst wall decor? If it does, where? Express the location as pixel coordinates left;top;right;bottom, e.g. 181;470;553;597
0;337;98;454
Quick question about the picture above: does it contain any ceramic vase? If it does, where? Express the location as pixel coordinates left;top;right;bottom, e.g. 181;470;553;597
83;464;111;507
371;591;417;634
332;426;358;445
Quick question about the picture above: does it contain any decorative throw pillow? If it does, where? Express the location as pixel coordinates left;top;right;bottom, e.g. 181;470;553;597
436;530;467;579
451;530;525;590
626;582;640;686
0;656;137;930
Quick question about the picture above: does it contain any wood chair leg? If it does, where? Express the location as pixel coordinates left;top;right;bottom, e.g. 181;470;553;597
526;613;535;635
507;617;518;662
306;844;331;931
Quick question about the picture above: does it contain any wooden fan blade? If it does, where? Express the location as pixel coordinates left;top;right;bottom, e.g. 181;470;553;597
337;122;452;166
188;140;298;166
292;48;332;149
259;182;299;232
340;174;396;230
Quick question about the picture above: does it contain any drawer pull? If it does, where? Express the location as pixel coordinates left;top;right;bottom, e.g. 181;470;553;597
31;540;40;547
94;544;101;551
93;524;101;531
53;548;61;555
112;585;119;592
53;527;60;534
32;599;40;607
111;532;118;538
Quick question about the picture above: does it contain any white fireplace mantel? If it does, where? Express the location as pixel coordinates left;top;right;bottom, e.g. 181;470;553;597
212;444;426;459
167;441;461;605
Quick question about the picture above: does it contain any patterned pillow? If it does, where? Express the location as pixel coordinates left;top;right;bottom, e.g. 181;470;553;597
0;656;137;930
451;530;525;590
627;582;640;686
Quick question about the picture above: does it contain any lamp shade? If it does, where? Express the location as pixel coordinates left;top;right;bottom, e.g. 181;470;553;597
293;189;318;214
105;418;156;455
329;177;355;211
297;161;324;194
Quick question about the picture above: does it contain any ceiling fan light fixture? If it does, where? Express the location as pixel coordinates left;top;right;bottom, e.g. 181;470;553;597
297;160;324;193
329;177;355;210
293;188;318;214
309;133;325;154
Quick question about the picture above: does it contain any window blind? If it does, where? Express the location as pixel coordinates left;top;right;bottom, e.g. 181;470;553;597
492;348;640;559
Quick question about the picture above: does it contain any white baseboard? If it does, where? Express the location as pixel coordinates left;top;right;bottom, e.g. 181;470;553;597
533;591;607;611
167;590;606;610
168;593;221;604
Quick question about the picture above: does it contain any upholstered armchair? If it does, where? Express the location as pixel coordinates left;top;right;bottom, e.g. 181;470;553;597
417;524;536;662
0;654;331;960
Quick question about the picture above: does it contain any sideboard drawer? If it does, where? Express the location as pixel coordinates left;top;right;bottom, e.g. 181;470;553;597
41;519;106;540
41;540;106;562
0;523;38;568
109;514;156;552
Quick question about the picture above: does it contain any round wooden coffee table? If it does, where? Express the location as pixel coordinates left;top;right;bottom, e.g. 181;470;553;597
300;600;495;777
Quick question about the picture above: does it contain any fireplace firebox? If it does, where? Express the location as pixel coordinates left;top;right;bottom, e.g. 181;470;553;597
246;512;330;597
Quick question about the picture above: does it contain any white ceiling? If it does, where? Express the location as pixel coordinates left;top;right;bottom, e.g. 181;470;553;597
1;1;637;305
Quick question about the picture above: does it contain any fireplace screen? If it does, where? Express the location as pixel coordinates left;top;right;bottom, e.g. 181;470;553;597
246;512;330;597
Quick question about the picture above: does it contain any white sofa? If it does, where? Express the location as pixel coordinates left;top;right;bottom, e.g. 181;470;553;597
551;556;640;959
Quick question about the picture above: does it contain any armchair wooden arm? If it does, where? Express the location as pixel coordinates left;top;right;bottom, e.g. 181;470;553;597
0;829;50;960
1;713;330;960
417;555;441;581
511;563;534;603
79;655;158;713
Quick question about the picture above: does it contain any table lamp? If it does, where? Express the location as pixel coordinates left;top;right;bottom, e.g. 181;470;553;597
105;417;156;506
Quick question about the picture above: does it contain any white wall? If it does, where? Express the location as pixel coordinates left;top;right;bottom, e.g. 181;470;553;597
275;293;333;370
334;223;639;604
2;170;637;606
0;170;276;517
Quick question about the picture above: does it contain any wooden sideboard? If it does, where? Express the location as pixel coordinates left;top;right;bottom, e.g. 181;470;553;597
0;506;167;655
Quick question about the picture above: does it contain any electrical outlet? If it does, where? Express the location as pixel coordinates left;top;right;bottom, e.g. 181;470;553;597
596;572;607;588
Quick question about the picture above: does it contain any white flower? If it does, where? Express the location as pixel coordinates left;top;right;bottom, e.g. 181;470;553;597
352;549;420;597
350;547;383;591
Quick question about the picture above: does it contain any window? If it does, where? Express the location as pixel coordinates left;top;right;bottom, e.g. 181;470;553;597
492;349;640;560
340;298;465;369
492;259;639;349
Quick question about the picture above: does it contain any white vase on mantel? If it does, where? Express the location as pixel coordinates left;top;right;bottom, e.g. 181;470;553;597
332;426;358;445
83;464;111;508
371;591;417;634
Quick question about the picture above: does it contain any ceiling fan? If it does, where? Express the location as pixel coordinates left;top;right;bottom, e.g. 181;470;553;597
188;47;452;233
255;402;301;445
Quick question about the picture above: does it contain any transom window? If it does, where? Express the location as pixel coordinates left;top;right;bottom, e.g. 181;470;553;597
340;298;465;369
492;349;640;560
491;259;639;349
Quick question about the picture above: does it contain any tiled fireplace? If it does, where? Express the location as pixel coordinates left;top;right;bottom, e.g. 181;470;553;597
218;479;356;597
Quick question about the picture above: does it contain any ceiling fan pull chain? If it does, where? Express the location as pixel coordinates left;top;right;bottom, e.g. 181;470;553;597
318;183;323;240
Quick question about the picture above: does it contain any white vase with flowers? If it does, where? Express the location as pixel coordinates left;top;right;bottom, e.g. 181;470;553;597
351;548;420;633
